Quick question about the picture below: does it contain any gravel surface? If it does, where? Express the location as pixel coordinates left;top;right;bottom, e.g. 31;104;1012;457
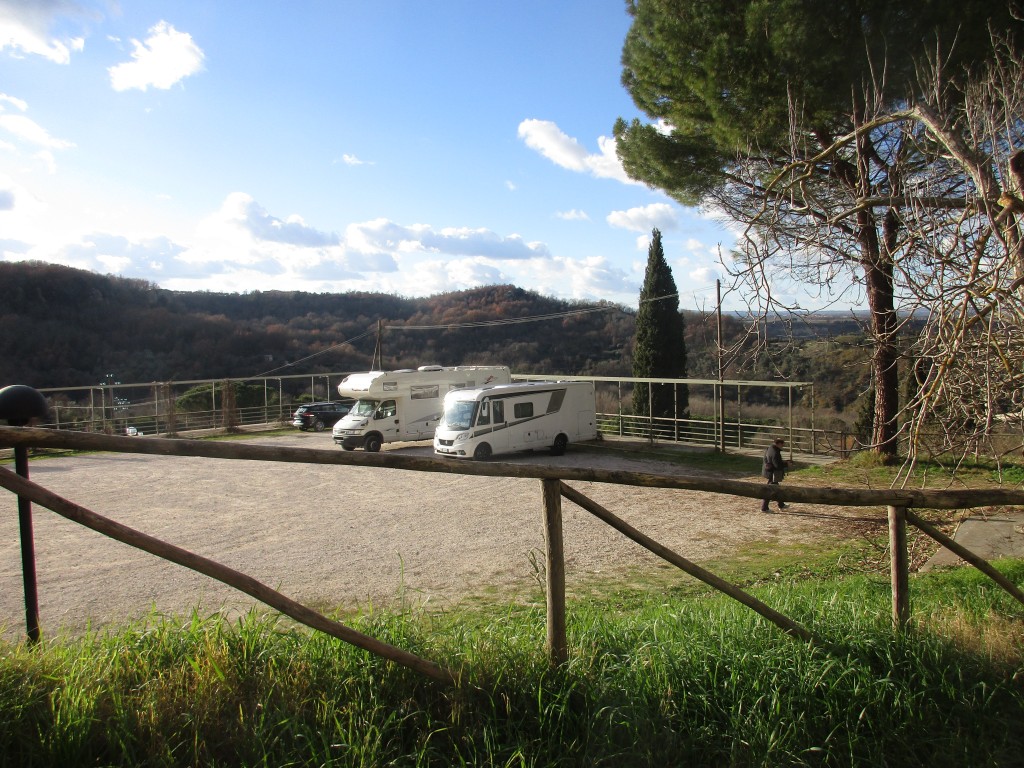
0;432;858;641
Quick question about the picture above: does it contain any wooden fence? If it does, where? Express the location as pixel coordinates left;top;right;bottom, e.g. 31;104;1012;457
1;426;1023;687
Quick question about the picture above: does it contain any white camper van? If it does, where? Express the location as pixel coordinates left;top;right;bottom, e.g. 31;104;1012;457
332;365;511;451
434;380;597;460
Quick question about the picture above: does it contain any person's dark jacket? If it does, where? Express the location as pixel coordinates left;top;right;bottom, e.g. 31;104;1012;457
763;444;788;482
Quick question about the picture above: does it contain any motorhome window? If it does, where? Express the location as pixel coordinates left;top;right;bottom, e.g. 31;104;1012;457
477;401;490;426
441;400;476;430
492;400;505;424
375;400;397;419
352;400;378;416
514;401;534;419
410;385;439;400
383;382;398;392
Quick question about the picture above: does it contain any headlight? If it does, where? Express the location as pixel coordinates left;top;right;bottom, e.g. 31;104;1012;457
455;432;468;442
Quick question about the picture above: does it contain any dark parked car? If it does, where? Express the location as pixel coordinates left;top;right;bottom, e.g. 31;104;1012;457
291;401;353;432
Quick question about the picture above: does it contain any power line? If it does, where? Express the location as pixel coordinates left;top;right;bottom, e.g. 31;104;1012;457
250;295;681;374
246;328;378;379
383;303;621;331
243;292;689;379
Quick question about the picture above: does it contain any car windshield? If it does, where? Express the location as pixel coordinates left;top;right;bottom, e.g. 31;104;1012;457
441;400;477;431
351;399;378;416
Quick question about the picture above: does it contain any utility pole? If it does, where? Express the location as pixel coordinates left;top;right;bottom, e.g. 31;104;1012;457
717;280;725;453
372;320;383;370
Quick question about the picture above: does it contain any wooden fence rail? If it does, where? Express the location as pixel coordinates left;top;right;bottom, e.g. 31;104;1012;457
2;426;1024;684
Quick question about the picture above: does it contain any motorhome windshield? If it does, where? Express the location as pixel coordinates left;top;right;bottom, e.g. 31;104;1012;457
351;399;379;416
441;399;477;431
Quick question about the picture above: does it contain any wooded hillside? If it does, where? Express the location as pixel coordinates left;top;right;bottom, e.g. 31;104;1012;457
1;262;637;386
1;262;873;414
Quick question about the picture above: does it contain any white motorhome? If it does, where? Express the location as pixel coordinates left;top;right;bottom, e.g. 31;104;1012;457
332;365;511;451
434;380;597;460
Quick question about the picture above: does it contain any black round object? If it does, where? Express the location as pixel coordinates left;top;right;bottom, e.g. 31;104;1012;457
0;385;49;426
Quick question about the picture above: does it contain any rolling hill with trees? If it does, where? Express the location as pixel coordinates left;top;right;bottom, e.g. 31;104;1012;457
0;261;875;417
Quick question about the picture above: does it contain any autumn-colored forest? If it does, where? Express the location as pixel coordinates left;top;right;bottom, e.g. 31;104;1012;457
1;261;874;414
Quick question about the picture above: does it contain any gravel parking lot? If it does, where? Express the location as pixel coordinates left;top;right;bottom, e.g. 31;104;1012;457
1;432;856;641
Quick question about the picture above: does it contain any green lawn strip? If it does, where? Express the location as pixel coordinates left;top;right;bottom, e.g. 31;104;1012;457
1;562;1021;767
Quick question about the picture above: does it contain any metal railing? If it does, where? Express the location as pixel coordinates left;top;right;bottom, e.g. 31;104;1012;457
34;372;833;455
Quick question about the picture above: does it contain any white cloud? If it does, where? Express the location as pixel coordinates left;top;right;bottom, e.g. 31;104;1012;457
33;149;57;173
345;217;549;262
0;93;27;111
555;209;589;221
653;118;673;136
205;192;340;248
519;254;637;302
0;0;91;64
0;172;41;219
0;112;73;149
18;232;189;279
2;187;648;307
423;227;549;260
606;203;677;233
688;265;718;286
383;256;505;296
358;252;638;307
344;218;552;264
339;153;372;166
177;196;560;294
517;118;637;185
0;96;72;170
0;94;74;156
108;21;204;92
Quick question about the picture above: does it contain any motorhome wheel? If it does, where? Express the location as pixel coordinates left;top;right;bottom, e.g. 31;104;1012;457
473;443;492;460
551;434;568;456
364;434;383;452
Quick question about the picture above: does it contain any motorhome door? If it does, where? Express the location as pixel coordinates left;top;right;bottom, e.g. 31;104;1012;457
475;397;509;454
374;399;400;441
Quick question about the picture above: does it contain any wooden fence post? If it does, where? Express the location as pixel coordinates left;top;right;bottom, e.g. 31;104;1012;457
15;446;40;644
541;478;568;667
889;505;910;629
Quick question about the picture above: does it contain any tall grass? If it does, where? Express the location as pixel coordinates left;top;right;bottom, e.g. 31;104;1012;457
1;562;1022;767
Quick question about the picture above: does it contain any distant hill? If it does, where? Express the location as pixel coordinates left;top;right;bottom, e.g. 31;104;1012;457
0;262;873;415
0;262;638;388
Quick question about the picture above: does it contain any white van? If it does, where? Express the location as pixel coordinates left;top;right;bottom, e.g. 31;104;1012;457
434;380;597;460
332;365;511;451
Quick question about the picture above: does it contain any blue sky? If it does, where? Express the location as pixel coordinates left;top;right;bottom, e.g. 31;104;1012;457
0;1;752;311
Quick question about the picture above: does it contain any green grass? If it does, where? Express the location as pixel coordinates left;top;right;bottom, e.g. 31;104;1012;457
2;562;1021;767
799;450;1024;489
581;440;765;475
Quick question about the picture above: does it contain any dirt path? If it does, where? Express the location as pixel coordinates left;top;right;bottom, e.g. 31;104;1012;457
0;433;862;641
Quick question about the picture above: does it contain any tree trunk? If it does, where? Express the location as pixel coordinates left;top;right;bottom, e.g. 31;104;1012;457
852;117;900;460
864;256;899;457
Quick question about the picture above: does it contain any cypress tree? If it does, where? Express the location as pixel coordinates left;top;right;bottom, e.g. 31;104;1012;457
632;228;687;420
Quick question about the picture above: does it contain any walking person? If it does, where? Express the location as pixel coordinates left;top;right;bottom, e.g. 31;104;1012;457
761;437;790;512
